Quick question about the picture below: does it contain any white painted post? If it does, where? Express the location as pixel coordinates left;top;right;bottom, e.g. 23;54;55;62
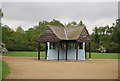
83;42;85;50
83;42;86;60
47;42;50;59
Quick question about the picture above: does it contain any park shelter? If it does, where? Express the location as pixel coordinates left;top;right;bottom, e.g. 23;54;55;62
36;25;91;60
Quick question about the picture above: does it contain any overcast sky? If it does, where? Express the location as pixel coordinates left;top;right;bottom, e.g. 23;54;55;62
2;2;118;33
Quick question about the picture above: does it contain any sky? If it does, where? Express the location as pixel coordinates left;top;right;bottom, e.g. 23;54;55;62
2;1;118;33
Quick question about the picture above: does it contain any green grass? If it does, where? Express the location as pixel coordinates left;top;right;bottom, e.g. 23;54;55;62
1;51;119;59
0;61;10;80
86;52;119;59
0;61;1;80
1;51;45;57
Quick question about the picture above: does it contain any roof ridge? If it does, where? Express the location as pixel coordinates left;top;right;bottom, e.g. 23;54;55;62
48;25;66;40
47;25;64;28
64;28;68;40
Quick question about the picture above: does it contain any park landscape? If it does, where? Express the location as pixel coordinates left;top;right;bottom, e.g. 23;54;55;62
0;2;120;80
1;18;120;79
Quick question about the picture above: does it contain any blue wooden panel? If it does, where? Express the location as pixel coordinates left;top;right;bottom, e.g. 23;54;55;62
67;49;76;60
47;49;85;60
78;49;85;60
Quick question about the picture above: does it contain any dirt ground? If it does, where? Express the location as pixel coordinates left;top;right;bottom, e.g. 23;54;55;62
2;56;119;79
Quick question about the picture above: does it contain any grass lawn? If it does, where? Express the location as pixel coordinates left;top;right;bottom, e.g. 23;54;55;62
0;61;10;80
1;51;119;59
1;51;45;57
86;52;119;59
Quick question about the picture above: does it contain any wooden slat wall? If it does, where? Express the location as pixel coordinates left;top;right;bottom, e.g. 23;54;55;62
37;27;60;42
77;27;91;42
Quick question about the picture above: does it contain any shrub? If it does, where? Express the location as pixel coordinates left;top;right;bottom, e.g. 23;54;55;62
102;42;119;53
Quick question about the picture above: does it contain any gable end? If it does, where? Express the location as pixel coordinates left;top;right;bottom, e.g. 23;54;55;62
36;26;60;42
77;27;91;42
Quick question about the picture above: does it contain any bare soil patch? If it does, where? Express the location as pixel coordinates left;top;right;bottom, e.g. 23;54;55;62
2;56;118;79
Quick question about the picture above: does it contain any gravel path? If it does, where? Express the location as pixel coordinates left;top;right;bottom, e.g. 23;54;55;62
2;56;118;79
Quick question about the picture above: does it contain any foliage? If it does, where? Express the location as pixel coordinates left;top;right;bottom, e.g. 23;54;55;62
65;21;85;27
102;42;119;53
0;9;3;18
90;19;120;53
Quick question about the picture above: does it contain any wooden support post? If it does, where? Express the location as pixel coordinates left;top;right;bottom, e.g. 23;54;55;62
45;42;47;60
76;42;78;60
85;42;87;59
66;42;68;60
89;43;91;59
58;42;60;60
38;42;40;60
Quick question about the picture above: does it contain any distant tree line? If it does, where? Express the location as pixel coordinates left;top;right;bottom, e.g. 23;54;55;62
1;9;120;53
91;19;120;53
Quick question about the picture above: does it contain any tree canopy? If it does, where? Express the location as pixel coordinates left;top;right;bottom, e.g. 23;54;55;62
90;19;120;53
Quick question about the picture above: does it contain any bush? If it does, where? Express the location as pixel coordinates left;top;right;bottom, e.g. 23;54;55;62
102;42;119;53
89;42;100;52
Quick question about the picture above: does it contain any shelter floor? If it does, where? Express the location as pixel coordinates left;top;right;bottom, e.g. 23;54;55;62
2;56;119;79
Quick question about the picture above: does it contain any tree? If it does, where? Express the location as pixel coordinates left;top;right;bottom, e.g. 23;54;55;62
49;19;64;27
92;27;100;43
15;26;25;43
91;19;120;53
0;9;4;43
66;21;85;27
2;25;15;44
66;21;77;27
102;42;119;53
2;25;16;50
78;21;85;26
0;9;3;18
112;19;120;44
16;26;24;33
